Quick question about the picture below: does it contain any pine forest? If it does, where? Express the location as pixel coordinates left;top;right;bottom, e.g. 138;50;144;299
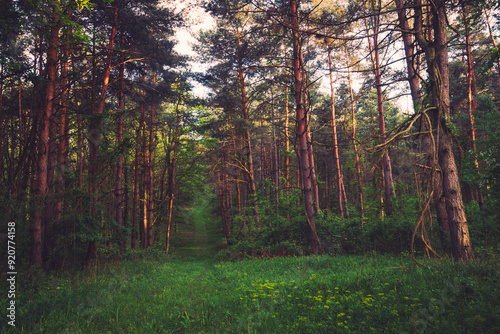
1;0;499;332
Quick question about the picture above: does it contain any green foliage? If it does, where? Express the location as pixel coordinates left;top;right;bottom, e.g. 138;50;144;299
217;190;310;260
475;96;500;194
315;194;431;255
465;200;500;257
3;255;499;333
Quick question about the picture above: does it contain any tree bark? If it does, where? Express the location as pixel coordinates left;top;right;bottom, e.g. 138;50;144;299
147;82;155;248
397;0;450;253
328;48;344;219
367;6;396;215
290;0;319;253
32;2;59;266
271;85;279;203
85;6;118;268
140;105;148;249
166;97;181;255
345;45;364;224
414;0;473;260
131;134;139;250
115;34;125;252
237;34;260;222
284;85;291;199
395;0;421;105
462;3;483;209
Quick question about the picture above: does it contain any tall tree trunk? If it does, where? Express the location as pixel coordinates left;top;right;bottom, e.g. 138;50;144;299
228;114;243;218
131;134;139;250
328;48;344;219
32;2;59;266
345;45;365;224
237;34;259;222
43;96;57;266
300;51;320;211
271;85;279;203
306;108;320;211
395;0;421;106
166;97;181;255
462;4;483;209
55;40;69;227
290;0;319;253
284;85;291;199
140;105;148;249
397;0;450;252
414;0;473;261
260;110;265;198
0;67;4;195
85;7;118;267
367;5;396;216
115;35;125;252
147;78;156;248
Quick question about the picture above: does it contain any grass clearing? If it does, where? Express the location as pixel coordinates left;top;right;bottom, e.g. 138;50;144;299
2;200;499;333
2;253;499;333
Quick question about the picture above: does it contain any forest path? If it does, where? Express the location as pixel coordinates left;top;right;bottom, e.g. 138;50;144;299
170;197;220;260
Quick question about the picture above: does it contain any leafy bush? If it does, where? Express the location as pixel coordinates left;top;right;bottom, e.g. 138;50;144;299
216;190;309;260
315;194;432;255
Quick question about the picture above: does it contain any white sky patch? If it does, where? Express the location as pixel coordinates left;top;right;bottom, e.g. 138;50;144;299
179;7;214;96
166;1;415;109
161;0;215;97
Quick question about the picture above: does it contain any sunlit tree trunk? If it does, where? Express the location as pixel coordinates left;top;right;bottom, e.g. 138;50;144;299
366;4;396;215
115;33;125;252
300;51;320;211
166;97;181;254
396;0;450;252
147;77;155;248
140;105;147;249
85;6;118;267
462;3;483;209
414;0;473;261
237;34;260;222
345;45;364;225
328;48;344;219
395;0;421;106
271;85;279;203
290;0;319;253
0;66;4;195
32;2;59;266
284;86;291;199
131;134;139;250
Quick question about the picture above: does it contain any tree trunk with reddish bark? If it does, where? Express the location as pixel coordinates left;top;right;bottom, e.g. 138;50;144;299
32;3;59;266
462;3;483;209
166;97;181;255
237;34;259;222
115;34;125;252
290;0;319;253
345;45;364;224
85;6;118;268
328;48;345;219
414;0;473;261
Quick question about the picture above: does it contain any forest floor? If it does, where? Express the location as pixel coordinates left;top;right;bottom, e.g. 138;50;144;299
2;205;500;333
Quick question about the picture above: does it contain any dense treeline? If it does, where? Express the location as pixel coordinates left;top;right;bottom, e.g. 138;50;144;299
1;0;499;270
198;0;500;261
0;0;210;269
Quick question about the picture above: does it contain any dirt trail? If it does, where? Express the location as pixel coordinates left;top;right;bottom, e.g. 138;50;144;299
172;205;218;259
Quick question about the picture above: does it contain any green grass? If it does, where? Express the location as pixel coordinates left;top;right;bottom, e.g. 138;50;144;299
2;202;499;333
2;254;499;333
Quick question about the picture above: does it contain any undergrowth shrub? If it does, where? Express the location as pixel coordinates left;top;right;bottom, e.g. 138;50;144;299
217;184;497;260
217;190;309;260
315;194;434;255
